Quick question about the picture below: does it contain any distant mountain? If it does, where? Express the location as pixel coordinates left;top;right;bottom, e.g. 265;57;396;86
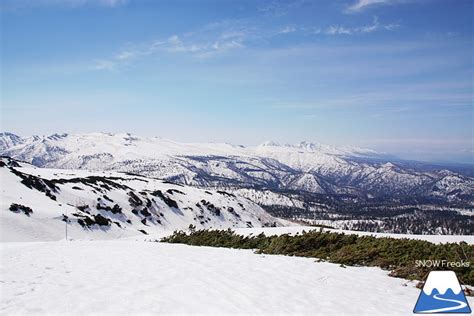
0;156;282;241
0;132;25;151
1;132;471;206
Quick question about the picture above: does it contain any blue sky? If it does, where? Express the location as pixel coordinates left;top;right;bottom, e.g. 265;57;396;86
1;0;473;163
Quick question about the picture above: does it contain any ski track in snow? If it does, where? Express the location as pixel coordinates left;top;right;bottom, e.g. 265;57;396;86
3;240;469;315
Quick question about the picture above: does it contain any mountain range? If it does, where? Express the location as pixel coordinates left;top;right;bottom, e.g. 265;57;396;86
1;132;472;199
1;132;472;234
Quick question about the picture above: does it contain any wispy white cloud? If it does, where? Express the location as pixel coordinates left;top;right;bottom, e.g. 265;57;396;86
115;51;136;60
94;31;247;71
278;17;398;36
93;13;399;71
345;0;388;13
158;34;245;55
278;25;297;34
325;16;399;35
326;25;353;35
93;59;117;71
344;0;409;13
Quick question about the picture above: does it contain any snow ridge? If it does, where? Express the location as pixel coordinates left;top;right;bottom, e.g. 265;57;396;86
0;157;283;241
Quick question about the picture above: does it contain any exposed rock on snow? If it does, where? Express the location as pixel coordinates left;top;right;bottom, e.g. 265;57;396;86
0;157;283;242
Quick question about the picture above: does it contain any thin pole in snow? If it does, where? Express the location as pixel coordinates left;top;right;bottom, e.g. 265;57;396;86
64;209;68;241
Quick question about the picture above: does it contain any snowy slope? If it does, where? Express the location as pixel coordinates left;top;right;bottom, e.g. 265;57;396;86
4;240;468;315
0;157;283;242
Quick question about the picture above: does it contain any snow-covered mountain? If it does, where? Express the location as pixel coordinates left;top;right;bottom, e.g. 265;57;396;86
1;132;472;207
0;132;26;151
0;156;282;241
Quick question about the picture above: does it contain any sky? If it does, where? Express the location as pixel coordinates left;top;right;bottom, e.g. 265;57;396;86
1;0;473;164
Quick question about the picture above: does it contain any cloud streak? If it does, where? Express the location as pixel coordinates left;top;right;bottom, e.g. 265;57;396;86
94;32;247;71
344;0;410;13
324;16;399;35
92;14;400;71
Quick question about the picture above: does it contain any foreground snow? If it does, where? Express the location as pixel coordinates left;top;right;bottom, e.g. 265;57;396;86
2;240;461;315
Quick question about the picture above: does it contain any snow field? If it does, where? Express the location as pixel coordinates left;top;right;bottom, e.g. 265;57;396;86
1;240;453;315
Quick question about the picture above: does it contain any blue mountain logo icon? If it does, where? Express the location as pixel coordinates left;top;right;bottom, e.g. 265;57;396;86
414;271;471;313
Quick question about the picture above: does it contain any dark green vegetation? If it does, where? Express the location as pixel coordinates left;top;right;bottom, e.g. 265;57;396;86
150;190;179;208
8;167;58;200
265;205;474;235
162;229;474;285
9;203;33;216
76;213;111;227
